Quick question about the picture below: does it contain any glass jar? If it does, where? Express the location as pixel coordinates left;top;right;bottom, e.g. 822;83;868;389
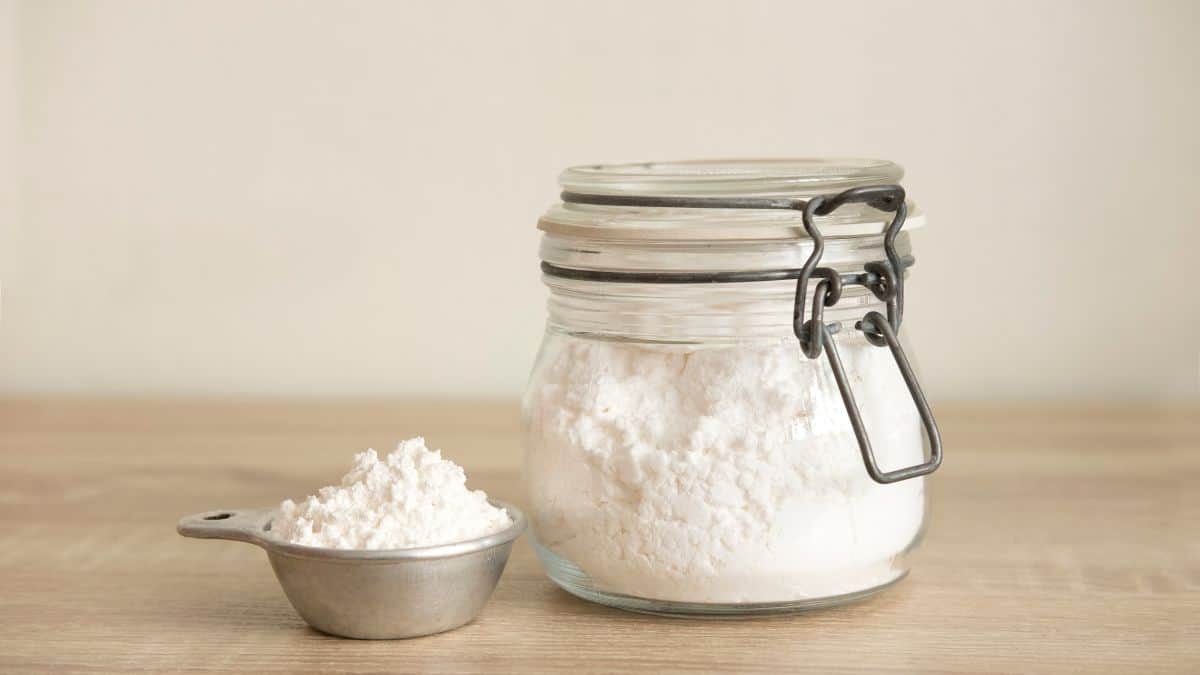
521;159;942;616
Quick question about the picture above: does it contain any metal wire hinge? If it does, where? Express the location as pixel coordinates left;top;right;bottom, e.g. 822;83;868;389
793;186;942;484
555;185;944;484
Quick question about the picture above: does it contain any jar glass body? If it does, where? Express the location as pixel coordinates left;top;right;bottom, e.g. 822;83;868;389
522;160;932;615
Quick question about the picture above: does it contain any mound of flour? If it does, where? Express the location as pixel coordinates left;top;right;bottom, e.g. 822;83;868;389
273;437;511;550
525;338;926;604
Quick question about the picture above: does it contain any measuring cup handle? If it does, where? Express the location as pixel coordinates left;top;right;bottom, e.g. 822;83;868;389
177;508;273;547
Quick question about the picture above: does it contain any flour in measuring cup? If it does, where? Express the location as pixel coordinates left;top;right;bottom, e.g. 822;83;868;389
273;437;511;550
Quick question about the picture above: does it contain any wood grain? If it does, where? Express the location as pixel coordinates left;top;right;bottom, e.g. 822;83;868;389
0;399;1196;673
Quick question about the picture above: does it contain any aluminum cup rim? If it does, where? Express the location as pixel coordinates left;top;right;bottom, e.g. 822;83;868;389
260;499;526;562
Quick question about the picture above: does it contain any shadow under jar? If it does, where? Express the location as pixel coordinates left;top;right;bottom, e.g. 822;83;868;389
522;159;943;616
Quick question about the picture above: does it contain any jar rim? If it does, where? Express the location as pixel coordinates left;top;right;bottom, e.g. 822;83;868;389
542;157;921;242
540;158;921;242
559;158;903;198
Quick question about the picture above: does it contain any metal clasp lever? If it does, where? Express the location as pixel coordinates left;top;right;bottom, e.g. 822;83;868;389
794;186;943;485
825;313;943;483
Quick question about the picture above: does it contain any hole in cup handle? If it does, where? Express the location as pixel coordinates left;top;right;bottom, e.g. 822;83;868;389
176;508;272;547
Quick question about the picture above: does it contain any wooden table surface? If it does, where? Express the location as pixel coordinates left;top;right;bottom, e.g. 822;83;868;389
1;400;1196;673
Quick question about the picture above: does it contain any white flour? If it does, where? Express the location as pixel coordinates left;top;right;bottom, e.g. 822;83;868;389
273;437;511;550
524;338;926;604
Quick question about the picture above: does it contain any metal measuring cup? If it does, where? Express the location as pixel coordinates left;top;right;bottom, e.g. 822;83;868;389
177;500;526;639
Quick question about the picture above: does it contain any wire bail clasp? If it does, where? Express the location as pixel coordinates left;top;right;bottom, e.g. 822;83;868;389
794;186;943;484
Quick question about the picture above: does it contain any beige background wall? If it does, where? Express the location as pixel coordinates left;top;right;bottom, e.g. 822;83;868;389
0;0;1196;400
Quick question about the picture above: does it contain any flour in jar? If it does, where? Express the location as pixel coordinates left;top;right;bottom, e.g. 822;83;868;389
523;337;926;604
273;437;511;550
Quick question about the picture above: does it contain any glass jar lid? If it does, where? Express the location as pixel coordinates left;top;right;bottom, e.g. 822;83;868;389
540;158;924;241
